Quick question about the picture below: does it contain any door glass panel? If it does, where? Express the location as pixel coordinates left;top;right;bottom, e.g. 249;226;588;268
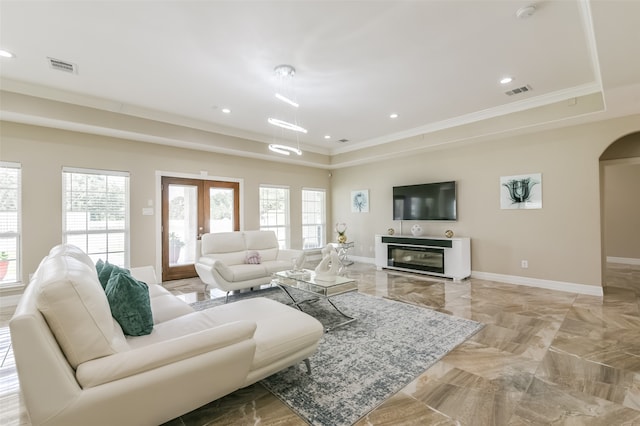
209;187;235;232
168;184;198;266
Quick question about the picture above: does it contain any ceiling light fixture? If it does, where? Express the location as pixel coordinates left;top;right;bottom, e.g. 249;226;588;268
221;108;231;114
268;144;302;156
268;64;307;156
0;49;15;58
324;135;331;140
275;93;299;108
390;113;399;119
267;117;307;134
500;77;513;84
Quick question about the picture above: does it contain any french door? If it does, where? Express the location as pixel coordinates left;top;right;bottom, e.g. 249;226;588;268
161;177;239;281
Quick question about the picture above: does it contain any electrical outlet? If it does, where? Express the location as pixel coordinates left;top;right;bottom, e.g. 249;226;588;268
521;260;528;269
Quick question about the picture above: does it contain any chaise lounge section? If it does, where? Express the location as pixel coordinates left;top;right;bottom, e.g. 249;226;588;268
10;244;323;426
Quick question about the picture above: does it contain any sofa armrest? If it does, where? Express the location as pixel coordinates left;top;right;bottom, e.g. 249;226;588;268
76;320;257;388
197;257;235;281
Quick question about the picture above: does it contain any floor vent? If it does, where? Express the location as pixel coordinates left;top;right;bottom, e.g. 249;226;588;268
505;85;531;96
48;57;77;74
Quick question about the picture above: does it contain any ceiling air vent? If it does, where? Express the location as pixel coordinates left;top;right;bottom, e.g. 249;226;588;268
338;139;349;143
505;85;531;96
48;57;77;74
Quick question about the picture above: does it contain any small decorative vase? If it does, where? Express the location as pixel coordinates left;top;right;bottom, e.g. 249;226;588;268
445;229;454;238
411;224;423;236
335;222;347;244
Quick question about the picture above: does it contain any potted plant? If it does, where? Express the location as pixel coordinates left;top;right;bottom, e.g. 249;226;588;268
0;251;9;281
169;233;184;264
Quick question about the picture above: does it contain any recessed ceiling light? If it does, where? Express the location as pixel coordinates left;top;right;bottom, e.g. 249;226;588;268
324;135;331;140
500;77;513;84
221;108;231;114
389;113;399;119
0;49;15;58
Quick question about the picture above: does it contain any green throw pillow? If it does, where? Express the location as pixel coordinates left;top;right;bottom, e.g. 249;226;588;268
98;261;130;289
105;272;154;336
96;259;105;275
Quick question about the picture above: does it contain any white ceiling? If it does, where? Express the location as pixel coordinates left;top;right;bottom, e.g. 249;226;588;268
1;1;639;158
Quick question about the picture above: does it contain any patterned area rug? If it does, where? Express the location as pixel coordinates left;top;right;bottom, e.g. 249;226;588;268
191;287;483;426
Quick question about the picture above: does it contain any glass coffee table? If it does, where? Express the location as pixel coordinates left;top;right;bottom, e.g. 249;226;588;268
272;269;357;332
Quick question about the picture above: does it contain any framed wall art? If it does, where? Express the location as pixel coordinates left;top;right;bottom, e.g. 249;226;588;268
500;173;542;209
351;189;369;213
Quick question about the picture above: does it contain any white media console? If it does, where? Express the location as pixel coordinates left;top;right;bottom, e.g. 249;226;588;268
374;234;471;281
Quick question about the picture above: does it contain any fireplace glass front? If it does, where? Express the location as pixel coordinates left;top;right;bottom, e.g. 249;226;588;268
388;245;445;274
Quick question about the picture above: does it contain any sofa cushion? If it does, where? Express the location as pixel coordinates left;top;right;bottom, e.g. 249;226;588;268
201;231;246;254
126;310;224;349
105;272;154;336
262;259;296;275
207;297;324;371
228;264;269;281
244;231;279;261
149;292;195;324
47;244;98;270
35;249;118;369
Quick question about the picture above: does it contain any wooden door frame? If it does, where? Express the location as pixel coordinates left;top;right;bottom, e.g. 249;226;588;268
156;172;243;282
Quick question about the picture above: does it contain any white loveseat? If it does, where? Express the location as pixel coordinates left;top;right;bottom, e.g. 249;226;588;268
10;244;323;426
195;230;303;296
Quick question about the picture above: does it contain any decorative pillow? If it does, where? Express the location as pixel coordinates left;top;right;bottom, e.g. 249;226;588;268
245;250;261;264
104;272;153;336
97;260;130;289
96;259;105;275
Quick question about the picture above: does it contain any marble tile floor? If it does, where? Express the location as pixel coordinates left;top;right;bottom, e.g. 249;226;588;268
1;262;640;425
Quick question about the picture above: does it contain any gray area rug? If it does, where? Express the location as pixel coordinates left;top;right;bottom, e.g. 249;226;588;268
192;287;483;426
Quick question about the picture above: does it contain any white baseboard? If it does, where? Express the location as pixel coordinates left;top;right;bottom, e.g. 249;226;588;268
315;255;603;296
471;271;603;297
607;256;640;266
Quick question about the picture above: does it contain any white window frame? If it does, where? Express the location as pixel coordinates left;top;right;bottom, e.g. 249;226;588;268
259;185;290;249
62;167;130;267
0;162;22;287
302;188;326;249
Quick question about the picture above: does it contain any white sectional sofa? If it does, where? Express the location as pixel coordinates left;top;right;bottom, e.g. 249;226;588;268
10;244;323;426
195;230;303;297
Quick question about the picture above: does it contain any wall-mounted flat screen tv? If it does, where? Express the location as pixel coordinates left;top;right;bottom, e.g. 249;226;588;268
393;181;457;221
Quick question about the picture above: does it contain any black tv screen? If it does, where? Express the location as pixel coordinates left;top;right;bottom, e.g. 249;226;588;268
393;181;457;221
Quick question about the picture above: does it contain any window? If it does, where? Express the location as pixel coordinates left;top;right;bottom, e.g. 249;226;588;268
259;185;290;249
0;162;21;286
63;168;130;267
302;188;326;249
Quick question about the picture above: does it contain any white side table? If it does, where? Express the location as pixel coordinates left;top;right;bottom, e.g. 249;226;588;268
331;241;355;266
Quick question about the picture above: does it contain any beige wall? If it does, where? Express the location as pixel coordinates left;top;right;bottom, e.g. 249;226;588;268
2;113;639;289
603;161;640;260
330;114;640;288
0;122;330;283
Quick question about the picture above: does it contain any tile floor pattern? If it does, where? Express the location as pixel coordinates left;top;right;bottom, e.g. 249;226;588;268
1;262;640;425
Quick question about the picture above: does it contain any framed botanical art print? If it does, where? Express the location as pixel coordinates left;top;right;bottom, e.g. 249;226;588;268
351;189;369;212
500;173;542;209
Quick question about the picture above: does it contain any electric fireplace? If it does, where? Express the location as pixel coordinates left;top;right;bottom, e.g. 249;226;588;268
388;245;445;274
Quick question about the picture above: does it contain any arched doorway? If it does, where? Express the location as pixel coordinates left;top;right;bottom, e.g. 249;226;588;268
599;131;640;289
